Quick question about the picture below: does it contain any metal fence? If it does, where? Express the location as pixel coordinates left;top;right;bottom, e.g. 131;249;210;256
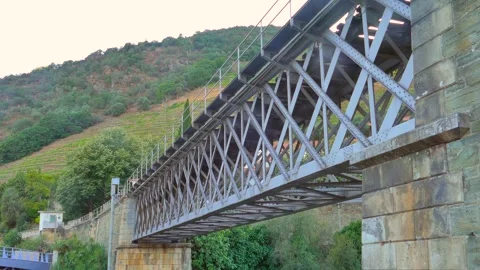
0;246;52;263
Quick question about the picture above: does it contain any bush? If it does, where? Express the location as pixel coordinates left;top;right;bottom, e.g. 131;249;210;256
3;229;22;247
137;96;150;111
105;102;127;116
52;238;107;269
325;220;361;270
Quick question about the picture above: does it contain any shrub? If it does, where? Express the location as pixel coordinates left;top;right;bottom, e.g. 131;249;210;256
3;229;22;247
52;238;107;269
137;96;150;111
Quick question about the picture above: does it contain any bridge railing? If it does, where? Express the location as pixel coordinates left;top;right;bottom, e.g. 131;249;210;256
0;246;52;263
126;0;299;187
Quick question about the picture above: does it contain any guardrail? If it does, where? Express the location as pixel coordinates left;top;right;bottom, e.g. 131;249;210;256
63;0;302;230
127;0;297;186
1;246;52;263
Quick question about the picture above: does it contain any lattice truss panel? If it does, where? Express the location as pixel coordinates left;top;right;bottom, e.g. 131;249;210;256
133;0;414;242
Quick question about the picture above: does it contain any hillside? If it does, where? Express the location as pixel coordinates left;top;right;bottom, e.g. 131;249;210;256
0;87;219;182
0;26;279;167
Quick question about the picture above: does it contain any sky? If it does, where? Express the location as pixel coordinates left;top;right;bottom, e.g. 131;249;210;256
0;0;307;78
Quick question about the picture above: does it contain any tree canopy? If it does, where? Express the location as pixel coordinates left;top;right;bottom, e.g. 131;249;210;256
56;128;142;219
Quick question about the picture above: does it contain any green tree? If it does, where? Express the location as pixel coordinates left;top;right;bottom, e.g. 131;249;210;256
265;210;333;270
191;225;275;270
1;188;24;228
3;229;22;247
326;220;361;270
56;128;142;219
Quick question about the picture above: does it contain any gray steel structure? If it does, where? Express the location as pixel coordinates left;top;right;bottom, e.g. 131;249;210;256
130;0;415;242
0;247;52;270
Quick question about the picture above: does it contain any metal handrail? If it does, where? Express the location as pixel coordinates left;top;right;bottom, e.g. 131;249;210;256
128;0;295;188
0;246;53;263
61;0;297;230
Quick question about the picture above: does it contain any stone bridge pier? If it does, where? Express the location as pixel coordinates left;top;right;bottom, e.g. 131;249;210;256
114;198;192;270
361;0;480;269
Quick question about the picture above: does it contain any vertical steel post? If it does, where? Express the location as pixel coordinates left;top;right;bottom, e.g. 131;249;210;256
204;87;207;113
107;177;119;270
219;69;222;94
237;47;241;77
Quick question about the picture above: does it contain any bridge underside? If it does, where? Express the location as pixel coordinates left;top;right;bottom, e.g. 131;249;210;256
131;0;416;242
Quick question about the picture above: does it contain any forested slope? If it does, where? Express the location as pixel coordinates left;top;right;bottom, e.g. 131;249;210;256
0;26;278;166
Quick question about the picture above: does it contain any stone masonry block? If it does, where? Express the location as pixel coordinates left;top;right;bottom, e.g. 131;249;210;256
465;176;480;203
385;212;415;242
362;243;396;270
428;237;467;269
411;0;452;24
363;189;394;218
362;216;386;244
363;164;381;193
414;206;451;239
413;35;444;75
415;90;447;127
414;60;456;99
450;202;480;236
413;173;464;209
381;156;413;188
391;183;414;213
412;3;453;49
467;236;480;269
412;144;448;180
395;240;430;269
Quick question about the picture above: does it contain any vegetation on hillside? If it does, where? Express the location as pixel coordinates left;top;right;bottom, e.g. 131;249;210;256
0;170;56;231
56;128;148;219
0;27;278;166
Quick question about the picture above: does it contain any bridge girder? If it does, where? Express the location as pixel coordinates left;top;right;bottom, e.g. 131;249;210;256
131;0;415;242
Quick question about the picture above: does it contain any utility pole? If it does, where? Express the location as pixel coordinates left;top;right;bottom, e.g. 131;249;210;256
107;178;120;270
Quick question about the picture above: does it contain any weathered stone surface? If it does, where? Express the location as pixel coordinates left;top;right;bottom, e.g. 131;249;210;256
411;0;452;24
428;237;467;269
362;243;396;270
412;144;448;181
415;88;447;128
413;35;444;75
446;83;480;114
391;183;414;213
385;212;415;242
414;60;456;98
414;206;451;239
351;113;469;169
465;176;480;203
447;138;480;172
450;203;480;236
115;243;192;270
363;164;381;193
412;3;453;49
362;217;385;244
413;173;464;209
395;240;430;269
381;157;413;189
467;237;480;269
363;189;393;218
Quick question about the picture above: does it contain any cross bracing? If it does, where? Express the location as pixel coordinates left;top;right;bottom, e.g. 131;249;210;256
130;0;415;242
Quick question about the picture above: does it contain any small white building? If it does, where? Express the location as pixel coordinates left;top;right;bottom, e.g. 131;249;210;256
38;211;64;232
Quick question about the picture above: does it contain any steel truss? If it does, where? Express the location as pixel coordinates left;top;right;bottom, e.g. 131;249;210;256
132;0;414;242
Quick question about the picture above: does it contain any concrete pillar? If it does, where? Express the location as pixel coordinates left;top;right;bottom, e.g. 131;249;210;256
362;0;480;269
114;197;192;270
117;196;137;246
115;243;192;270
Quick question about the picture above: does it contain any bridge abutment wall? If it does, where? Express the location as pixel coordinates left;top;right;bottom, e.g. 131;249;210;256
362;0;480;269
66;197;192;270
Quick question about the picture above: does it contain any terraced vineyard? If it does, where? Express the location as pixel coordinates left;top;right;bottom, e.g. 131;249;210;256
0;87;218;182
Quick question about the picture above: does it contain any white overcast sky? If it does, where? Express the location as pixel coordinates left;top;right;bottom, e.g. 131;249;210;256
0;0;307;78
